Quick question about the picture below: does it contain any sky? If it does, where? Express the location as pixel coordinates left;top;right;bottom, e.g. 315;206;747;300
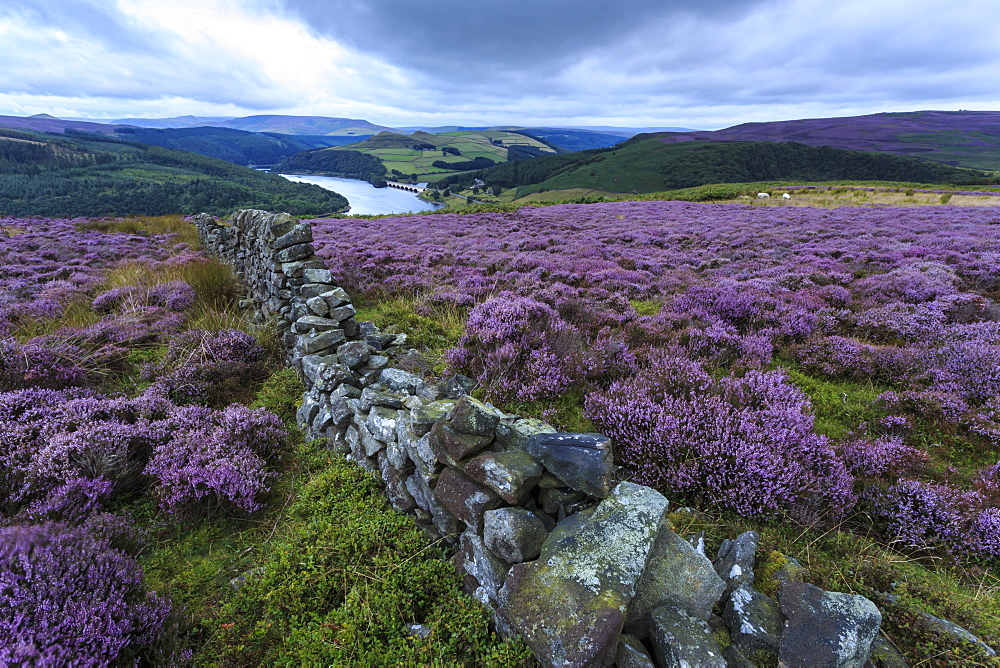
1;0;999;130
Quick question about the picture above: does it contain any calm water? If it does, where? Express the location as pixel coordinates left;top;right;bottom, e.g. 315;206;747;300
279;174;444;216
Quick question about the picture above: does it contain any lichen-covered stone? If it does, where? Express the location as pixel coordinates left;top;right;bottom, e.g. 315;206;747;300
295;329;346;356
457;531;509;604
715;530;760;598
483;507;549;563
275;242;313;263
321;287;351;309
433;468;502;534
647;604;727;668
327;304;356;323
626;520;724;637
367;406;399;444
311;361;354;392
336;341;370;369
464;450;542;504
411;400;456;436
723;584;782;656
616;633;656;668
495;416;557;450
377;450;416;512
380;368;427;395
295;315;343;333
429;421;492;466
273;225;312;250
447;396;501;436
778;581;882;668
305;295;329;316
497;482;669;667
302;267;333;283
359;386;406;413
525;432;616;499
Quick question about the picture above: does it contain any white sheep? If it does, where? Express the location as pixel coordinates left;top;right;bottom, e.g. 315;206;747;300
757;192;770;199
782;193;791;200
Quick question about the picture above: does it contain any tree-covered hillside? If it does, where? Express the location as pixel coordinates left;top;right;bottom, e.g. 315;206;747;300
444;139;988;196
0;129;348;217
274;147;388;182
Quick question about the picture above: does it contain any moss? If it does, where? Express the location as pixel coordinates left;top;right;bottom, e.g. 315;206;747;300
755;550;791;598
251;367;305;425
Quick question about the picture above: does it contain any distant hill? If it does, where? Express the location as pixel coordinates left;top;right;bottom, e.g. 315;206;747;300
648;111;1000;171
0;115;127;135
439;138;987;197
279;129;558;182
110;126;356;166
0;127;348;217
197;115;396;136
110;115;235;128
516;128;626;152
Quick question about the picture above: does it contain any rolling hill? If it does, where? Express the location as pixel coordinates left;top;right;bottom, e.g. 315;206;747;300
278;129;559;181
648;110;1000;171
440;138;988;198
0;128;348;217
197;115;395;136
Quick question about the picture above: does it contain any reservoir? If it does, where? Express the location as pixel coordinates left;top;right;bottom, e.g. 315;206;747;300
279;174;444;216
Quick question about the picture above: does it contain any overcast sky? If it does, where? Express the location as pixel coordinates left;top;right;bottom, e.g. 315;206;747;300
1;0;998;129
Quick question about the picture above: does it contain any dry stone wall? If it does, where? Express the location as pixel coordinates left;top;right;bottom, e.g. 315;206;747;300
193;210;909;668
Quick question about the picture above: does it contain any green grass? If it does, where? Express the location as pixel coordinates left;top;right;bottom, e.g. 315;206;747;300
353;294;467;372
783;368;887;440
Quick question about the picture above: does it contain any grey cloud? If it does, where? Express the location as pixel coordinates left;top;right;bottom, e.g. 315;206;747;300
275;0;758;76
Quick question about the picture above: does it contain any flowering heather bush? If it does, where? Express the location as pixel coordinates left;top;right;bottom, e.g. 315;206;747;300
0;387;286;519
145;404;285;515
0;522;170;666
585;353;854;518
446;293;584;403
92;280;197;314
840;437;929;478
145;328;269;406
0;216;171;335
869;480;989;557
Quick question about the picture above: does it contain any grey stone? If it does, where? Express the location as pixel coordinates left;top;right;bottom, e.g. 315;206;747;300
295;315;343;333
385;439;410;471
302;267;333;283
405;433;442;484
357;420;385;457
724;585;783;656
497;482;669;668
616;634;656;668
268;218;296;239
312;362;354;392
359;386;406;413
626;521;725;637
464;450;543;504
778;581;882;668
438;374;477;398
433;468;502;534
367;406;399;443
321;287;351;308
327;304;357;323
407;472;460;537
378;450;416;512
336;341;370;369
296;399;319;429
525;432;616;499
380;368;427;395
275;243;313;263
447;396;501;436
300;354;339;385
299;282;332;298
722;644;756;668
410;400;456;436
273;225;312;250
328;396;353;429
483;507;549;563
647;604;727;668
457;531;509;604
715;530;760;598
540;487;586;517
229;566;268;590
295;330;346;356
305;295;329;317
495;416;557;450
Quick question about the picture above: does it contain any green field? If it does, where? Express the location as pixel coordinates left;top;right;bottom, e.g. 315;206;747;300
333;130;556;181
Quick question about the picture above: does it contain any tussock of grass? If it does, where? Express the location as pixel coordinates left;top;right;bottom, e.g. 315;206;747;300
354;295;467;371
77;214;202;246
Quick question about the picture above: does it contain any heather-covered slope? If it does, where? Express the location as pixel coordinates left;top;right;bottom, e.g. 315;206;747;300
649;110;1000;171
